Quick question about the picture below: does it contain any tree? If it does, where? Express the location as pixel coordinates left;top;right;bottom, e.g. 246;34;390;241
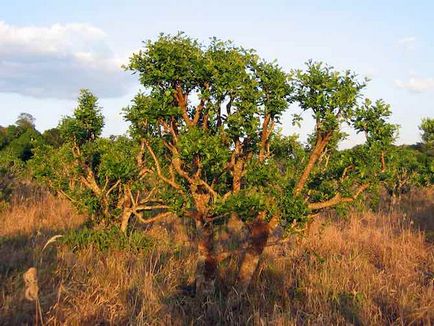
124;34;396;294
42;128;64;148
420;118;434;145
31;89;169;232
0;114;43;168
419;118;434;156
16;113;36;130
382;146;426;204
60;89;104;145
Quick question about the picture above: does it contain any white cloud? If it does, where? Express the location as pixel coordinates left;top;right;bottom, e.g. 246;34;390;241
397;36;416;50
0;21;133;99
395;76;434;93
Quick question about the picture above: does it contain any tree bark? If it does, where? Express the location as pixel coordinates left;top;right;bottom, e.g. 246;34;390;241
120;209;131;234
308;183;369;210
194;219;217;296
236;217;270;292
293;132;332;196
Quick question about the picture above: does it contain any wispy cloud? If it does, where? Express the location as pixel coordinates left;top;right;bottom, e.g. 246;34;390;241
0;21;133;99
395;76;434;93
397;36;416;50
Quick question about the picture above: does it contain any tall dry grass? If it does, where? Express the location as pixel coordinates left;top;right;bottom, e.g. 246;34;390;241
0;188;433;325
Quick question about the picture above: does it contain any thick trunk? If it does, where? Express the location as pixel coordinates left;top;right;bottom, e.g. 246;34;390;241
194;220;217;296
236;218;270;292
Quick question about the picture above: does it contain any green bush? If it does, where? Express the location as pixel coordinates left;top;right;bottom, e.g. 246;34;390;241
61;226;154;252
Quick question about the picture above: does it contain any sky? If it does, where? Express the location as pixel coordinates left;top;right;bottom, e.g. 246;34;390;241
0;0;433;146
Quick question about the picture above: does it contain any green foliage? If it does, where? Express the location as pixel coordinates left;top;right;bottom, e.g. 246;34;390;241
30;89;167;230
60;89;104;145
383;145;434;197
42;128;64;148
290;61;366;132
16;113;36;129
5;128;42;161
418;118;434;157
125;34;292;141
270;133;305;159
124;33;296;225
278;192;309;230
420;118;434;145
62;226;153;252
177;128;231;182
0;114;43;178
352;99;398;148
127;32;207;92
97;137;139;181
212;189;274;223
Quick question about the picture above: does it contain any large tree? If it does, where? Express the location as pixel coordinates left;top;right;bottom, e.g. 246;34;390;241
125;34;397;294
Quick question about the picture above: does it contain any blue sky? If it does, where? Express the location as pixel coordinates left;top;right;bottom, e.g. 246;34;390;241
0;0;433;146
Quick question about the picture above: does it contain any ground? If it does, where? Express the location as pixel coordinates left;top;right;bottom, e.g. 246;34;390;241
0;187;433;325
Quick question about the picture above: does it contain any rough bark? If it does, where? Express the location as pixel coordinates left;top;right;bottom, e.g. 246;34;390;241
236;217;270;292
194;219;217;296
120;209;131;234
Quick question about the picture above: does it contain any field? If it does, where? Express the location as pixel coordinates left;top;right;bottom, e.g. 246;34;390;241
1;31;434;325
1;186;433;325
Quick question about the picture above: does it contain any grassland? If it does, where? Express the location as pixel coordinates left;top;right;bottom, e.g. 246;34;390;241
1;187;433;325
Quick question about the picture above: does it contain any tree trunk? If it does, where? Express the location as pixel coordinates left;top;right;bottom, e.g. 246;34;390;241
194;220;217;296
236;218;270;292
120;209;131;234
294;132;332;196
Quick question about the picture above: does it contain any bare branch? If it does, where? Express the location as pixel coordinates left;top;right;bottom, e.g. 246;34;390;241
308;183;369;210
134;211;175;224
175;85;193;127
144;140;186;196
294;131;333;196
107;180;121;196
134;204;169;211
259;114;271;162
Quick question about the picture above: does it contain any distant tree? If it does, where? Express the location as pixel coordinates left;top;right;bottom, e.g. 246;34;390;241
42;128;64;148
420;118;434;144
419;117;434;156
0;114;42;167
16;113;36;130
0;126;8;151
382;146;429;204
6;128;42;161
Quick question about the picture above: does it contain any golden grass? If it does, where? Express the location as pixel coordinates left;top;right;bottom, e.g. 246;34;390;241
0;189;433;325
0;192;85;237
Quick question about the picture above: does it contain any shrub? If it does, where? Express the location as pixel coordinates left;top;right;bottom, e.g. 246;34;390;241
61;226;154;252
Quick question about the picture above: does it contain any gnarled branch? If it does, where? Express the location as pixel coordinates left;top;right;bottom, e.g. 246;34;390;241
308;183;369;210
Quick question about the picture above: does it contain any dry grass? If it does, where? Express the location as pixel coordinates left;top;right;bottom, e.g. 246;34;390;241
0;188;433;325
0;194;84;237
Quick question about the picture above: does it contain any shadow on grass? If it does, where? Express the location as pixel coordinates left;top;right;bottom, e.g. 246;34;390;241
0;224;87;325
399;188;434;242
